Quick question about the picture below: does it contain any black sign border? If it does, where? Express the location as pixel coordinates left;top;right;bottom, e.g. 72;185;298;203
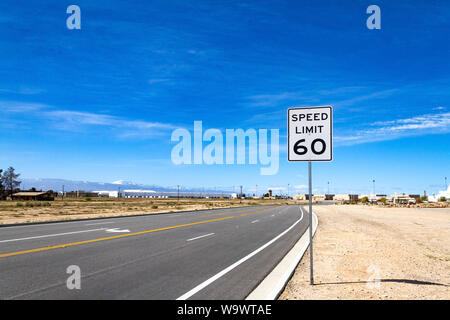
287;105;333;162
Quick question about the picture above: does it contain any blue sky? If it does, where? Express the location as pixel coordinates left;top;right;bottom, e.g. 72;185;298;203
0;0;449;195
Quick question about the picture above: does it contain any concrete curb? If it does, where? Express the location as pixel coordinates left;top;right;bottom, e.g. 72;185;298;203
246;210;319;300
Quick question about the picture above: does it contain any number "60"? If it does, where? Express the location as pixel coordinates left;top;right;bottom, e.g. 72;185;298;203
293;139;326;155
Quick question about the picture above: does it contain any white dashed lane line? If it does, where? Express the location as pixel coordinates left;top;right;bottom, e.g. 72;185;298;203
186;233;215;242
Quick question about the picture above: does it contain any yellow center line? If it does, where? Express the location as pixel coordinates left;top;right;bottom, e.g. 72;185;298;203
0;206;277;259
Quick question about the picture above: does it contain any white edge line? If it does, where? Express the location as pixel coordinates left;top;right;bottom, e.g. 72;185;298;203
186;233;215;242
246;207;318;300
0;228;106;243
176;214;303;300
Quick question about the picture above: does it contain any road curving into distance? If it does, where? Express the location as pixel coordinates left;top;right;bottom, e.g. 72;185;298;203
0;205;310;300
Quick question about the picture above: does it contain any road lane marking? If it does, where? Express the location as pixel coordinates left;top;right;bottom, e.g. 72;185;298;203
186;233;215;242
251;220;259;223
0;228;106;244
105;228;130;233
0;206;276;259
176;212;304;300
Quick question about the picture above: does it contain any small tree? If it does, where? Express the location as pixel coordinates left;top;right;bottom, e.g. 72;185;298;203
360;197;369;203
3;167;21;199
439;197;447;202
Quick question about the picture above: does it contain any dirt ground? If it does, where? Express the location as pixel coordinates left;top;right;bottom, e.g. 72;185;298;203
280;204;450;300
0;198;296;225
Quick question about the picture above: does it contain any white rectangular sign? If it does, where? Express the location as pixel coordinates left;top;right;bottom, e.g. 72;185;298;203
288;106;333;161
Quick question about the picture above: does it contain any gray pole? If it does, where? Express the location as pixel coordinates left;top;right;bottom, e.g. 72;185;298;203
308;161;314;285
62;185;64;200
177;185;180;202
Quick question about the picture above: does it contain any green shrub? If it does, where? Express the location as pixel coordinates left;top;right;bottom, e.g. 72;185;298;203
152;205;158;209
86;197;92;201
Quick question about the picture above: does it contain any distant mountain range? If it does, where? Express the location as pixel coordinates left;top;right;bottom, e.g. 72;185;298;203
20;178;228;194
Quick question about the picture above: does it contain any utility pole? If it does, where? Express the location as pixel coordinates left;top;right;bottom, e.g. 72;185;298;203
240;185;243;203
177;185;180;202
62;185;65;200
327;181;330;194
255;184;258;197
287;183;290;199
372;179;376;195
118;187;120;198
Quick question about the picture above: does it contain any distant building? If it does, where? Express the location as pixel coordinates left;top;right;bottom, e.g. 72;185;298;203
12;191;54;201
325;194;335;200
94;191;119;198
390;194;416;205
64;191;99;198
312;194;326;202
334;194;359;203
293;194;306;201
360;194;387;202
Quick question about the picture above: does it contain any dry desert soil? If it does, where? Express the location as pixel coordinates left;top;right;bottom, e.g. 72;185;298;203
280;204;450;300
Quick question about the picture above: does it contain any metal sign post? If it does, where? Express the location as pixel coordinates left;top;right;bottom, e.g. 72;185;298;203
287;106;333;286
308;160;313;285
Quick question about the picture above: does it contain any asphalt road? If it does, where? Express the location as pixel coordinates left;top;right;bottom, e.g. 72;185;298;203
0;205;309;300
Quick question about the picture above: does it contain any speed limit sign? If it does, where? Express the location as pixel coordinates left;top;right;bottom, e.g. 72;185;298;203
288;105;333;286
288;106;333;285
288;106;333;161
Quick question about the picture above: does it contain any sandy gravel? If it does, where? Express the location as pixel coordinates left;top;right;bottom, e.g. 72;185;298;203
280;204;450;300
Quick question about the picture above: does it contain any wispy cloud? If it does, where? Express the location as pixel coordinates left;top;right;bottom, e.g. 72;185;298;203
332;89;399;109
245;92;309;107
0;100;48;113
0;87;45;95
0;100;174;139
335;111;450;146
148;78;171;85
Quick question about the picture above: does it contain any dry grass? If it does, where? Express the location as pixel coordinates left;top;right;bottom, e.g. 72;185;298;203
0;197;299;225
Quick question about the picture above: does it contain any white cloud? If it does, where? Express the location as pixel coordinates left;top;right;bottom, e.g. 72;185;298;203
245;92;306;107
0;101;174;139
335;112;450;146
